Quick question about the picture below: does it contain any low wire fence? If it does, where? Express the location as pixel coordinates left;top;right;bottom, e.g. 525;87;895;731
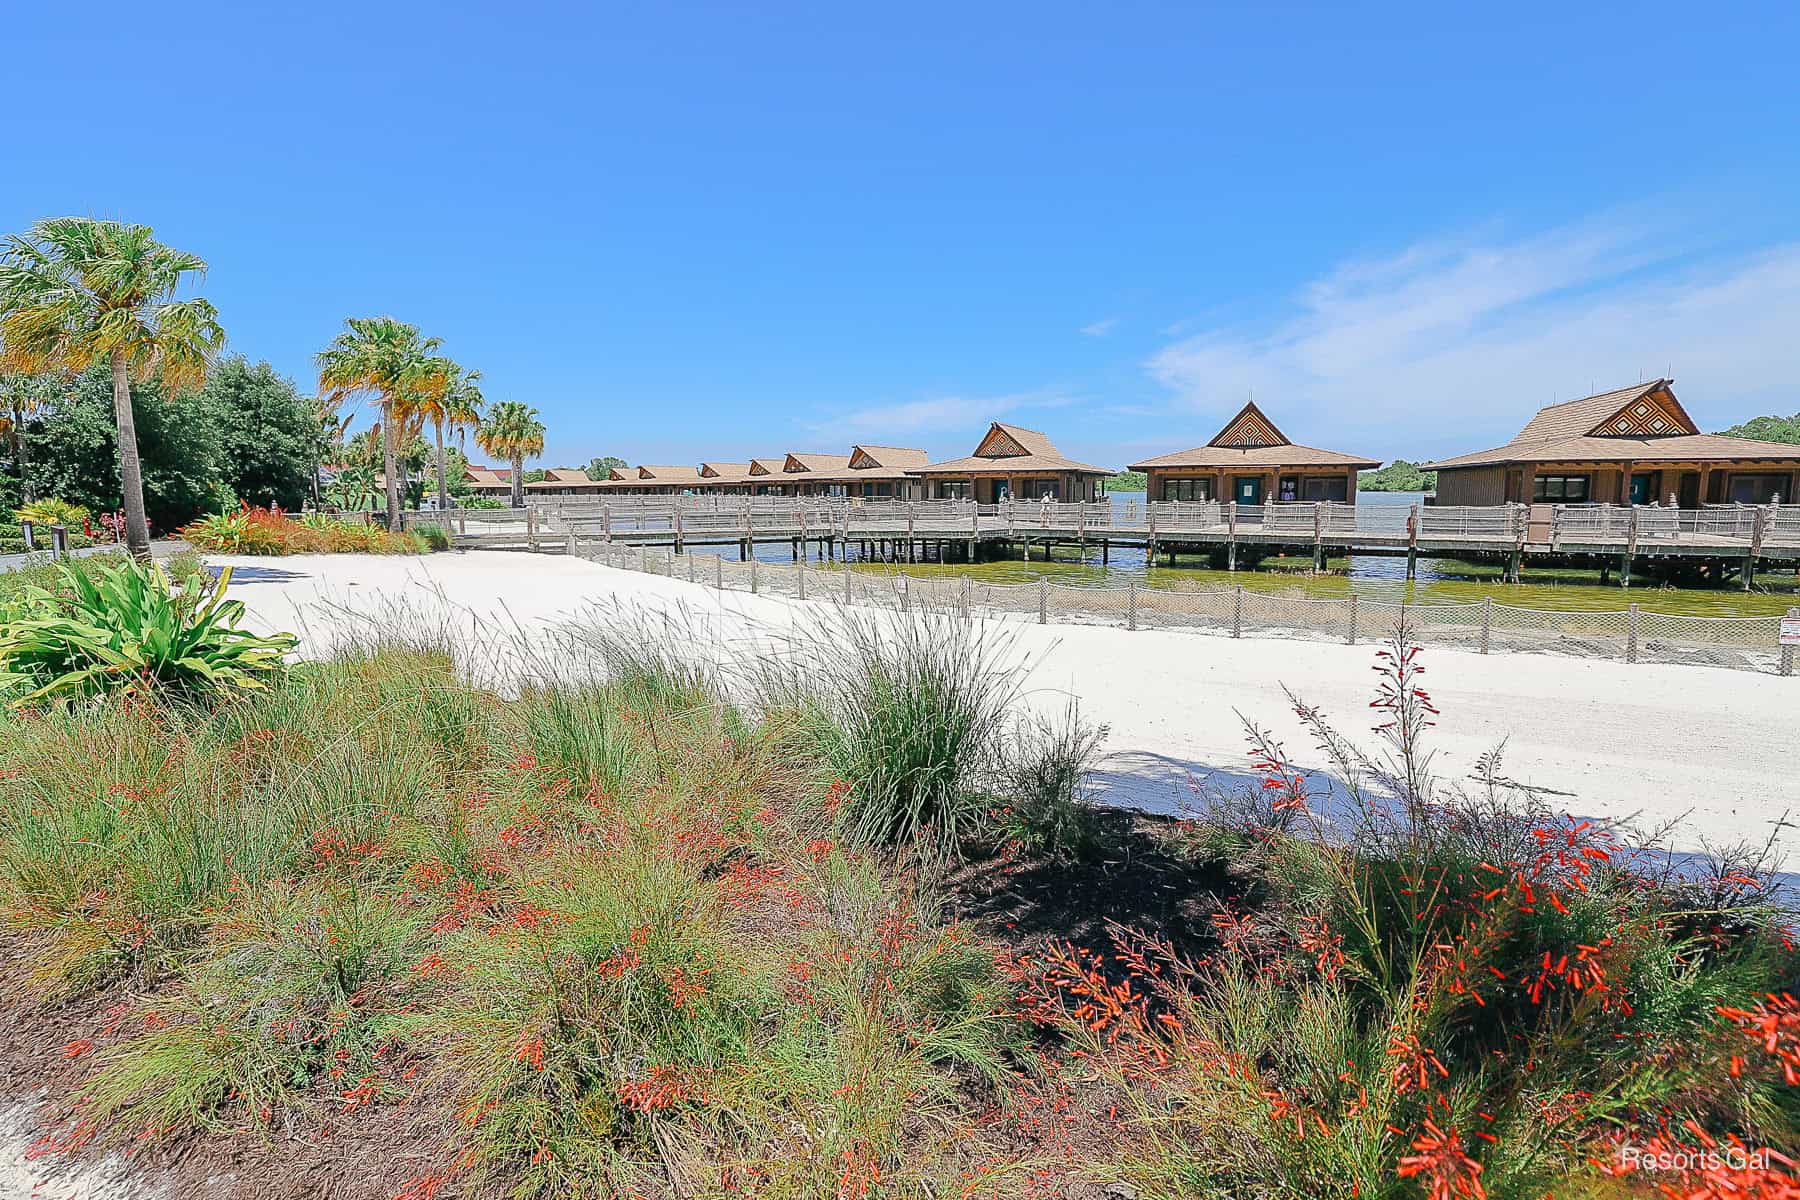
573;539;1798;677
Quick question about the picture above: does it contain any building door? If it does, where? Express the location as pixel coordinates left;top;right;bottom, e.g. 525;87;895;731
1234;476;1263;504
1677;472;1700;509
1628;473;1654;505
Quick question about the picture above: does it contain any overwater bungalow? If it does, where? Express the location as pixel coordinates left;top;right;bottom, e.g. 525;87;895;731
1423;379;1800;507
697;462;755;491
797;445;928;499
1128;402;1379;504
908;423;1110;502
524;467;606;496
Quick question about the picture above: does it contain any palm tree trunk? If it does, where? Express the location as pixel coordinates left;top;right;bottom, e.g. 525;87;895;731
110;350;152;559
382;404;402;530
434;416;449;512
9;406;30;504
511;454;523;508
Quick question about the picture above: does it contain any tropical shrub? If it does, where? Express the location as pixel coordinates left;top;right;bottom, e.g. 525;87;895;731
180;505;427;555
14;497;90;527
0;557;295;705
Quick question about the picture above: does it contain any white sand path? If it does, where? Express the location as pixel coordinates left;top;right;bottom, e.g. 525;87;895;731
216;551;1800;859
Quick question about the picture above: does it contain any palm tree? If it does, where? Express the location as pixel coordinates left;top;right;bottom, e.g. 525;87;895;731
0;218;224;557
476;401;545;509
315;317;446;530
407;360;483;511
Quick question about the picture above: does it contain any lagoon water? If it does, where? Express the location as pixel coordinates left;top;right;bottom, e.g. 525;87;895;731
723;491;1795;617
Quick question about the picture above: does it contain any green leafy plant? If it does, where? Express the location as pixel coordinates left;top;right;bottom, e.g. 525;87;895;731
14;497;90;527
0;557;296;704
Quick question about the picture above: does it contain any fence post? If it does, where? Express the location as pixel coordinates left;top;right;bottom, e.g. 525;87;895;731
565;530;578;556
1146;503;1158;566
602;503;612;543
1626;602;1639;664
19;521;34;552
49;524;68;560
639;546;648;573
899;575;909;612
458;510;467;536
1781;607;1797;677
1347;593;1358;645
960;575;971;618
686;553;695;583
750;555;758;593
1232;584;1243;638
1312;502;1325;571
846;564;853;602
714;554;723;590
1127;579;1138;631
1480;597;1491;655
1745;506;1767;591
527;507;539;552
1038;577;1048;624
798;554;807;600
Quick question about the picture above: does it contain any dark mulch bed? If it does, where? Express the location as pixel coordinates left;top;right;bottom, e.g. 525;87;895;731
947;809;1248;964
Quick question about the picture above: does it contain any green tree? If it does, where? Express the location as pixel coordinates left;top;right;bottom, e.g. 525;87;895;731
0;218;225;557
25;363;223;531
199;357;318;510
587;454;627;479
1718;413;1800;444
1358;460;1438;492
0;371;56;504
1103;470;1146;493
476;401;545;508
316;317;448;529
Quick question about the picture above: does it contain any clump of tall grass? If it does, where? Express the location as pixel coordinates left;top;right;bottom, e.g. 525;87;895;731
745;604;1030;854
995;702;1109;860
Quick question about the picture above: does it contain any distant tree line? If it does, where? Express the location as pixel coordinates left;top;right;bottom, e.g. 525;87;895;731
1358;460;1437;492
1718;412;1800;444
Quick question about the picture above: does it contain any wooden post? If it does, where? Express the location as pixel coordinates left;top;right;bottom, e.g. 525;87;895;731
1232;584;1243;638
1405;503;1419;580
565;530;578;556
1347;593;1358;645
1623;601;1640;663
960;575;971;618
601;503;612;543
906;504;915;564
844;563;852;602
458;510;467;536
968;506;978;562
1226;501;1238;571
1127;579;1137;631
19;521;34;552
673;504;683;552
686;553;696;583
750;555;758;593
1781;607;1797;677
1745;506;1767;591
1038;577;1048;624
1146;502;1158;566
714;555;723;590
798;554;807;600
1621;506;1637;588
49;524;68;560
1508;503;1525;583
1312;501;1325;571
1480;597;1492;655
527;507;539;552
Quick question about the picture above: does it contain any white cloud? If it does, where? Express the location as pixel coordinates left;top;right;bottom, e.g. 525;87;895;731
1147;220;1800;458
815;391;1071;441
1080;317;1120;337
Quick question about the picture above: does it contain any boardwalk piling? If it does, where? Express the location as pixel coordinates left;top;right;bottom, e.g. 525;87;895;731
1405;503;1419;580
1226;502;1238;571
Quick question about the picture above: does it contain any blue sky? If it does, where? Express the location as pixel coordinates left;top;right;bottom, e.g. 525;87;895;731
8;1;1800;470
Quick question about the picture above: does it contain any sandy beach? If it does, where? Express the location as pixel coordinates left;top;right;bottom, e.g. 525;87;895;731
215;550;1800;858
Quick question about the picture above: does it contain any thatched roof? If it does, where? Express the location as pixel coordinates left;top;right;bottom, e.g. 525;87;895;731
911;423;1111;476
1128;402;1378;471
1421;380;1800;469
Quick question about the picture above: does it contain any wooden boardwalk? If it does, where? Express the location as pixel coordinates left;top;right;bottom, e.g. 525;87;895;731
406;497;1800;586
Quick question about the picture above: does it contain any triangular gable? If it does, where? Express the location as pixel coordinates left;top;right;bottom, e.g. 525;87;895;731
847;447;879;470
973;423;1029;458
1588;384;1697;438
748;460;773;475
1208;402;1290;449
783;453;808;473
636;466;655;479
607;468;630;481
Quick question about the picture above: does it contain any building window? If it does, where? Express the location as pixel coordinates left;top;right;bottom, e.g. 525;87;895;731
1161;478;1211;502
1302;475;1349;502
938;481;971;499
1532;474;1591;502
1033;480;1060;500
1726;473;1786;504
1278;477;1300;502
